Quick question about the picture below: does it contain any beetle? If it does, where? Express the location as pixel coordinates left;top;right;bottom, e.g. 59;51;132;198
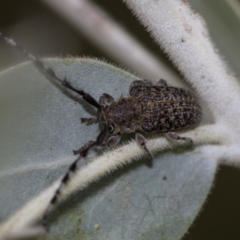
0;32;201;226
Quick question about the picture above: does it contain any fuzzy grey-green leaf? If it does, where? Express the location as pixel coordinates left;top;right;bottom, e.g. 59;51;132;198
0;58;217;240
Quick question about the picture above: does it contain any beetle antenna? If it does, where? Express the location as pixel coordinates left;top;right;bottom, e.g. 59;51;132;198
0;32;100;109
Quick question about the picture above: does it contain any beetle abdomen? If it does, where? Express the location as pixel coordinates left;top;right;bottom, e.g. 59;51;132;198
137;87;201;132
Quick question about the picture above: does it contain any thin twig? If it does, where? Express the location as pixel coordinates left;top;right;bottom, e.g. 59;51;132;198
123;0;240;142
0;124;222;239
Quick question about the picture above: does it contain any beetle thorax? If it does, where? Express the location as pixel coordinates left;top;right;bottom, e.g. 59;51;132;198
100;96;142;134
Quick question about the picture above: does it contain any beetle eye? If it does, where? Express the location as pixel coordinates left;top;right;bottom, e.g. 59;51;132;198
108;124;115;134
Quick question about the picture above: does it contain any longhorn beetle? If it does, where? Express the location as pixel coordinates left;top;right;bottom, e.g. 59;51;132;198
0;32;201;227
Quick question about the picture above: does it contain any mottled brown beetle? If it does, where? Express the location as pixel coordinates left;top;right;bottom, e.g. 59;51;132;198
100;79;201;154
0;32;201;227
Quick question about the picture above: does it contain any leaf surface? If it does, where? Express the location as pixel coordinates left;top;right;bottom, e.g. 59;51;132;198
0;58;217;240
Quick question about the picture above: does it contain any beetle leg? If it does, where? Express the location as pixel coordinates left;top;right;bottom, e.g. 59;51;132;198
164;132;193;146
129;79;154;96
73;126;108;156
106;133;121;147
81;117;98;125
135;132;153;159
129;79;153;89
156;79;168;87
99;93;115;107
